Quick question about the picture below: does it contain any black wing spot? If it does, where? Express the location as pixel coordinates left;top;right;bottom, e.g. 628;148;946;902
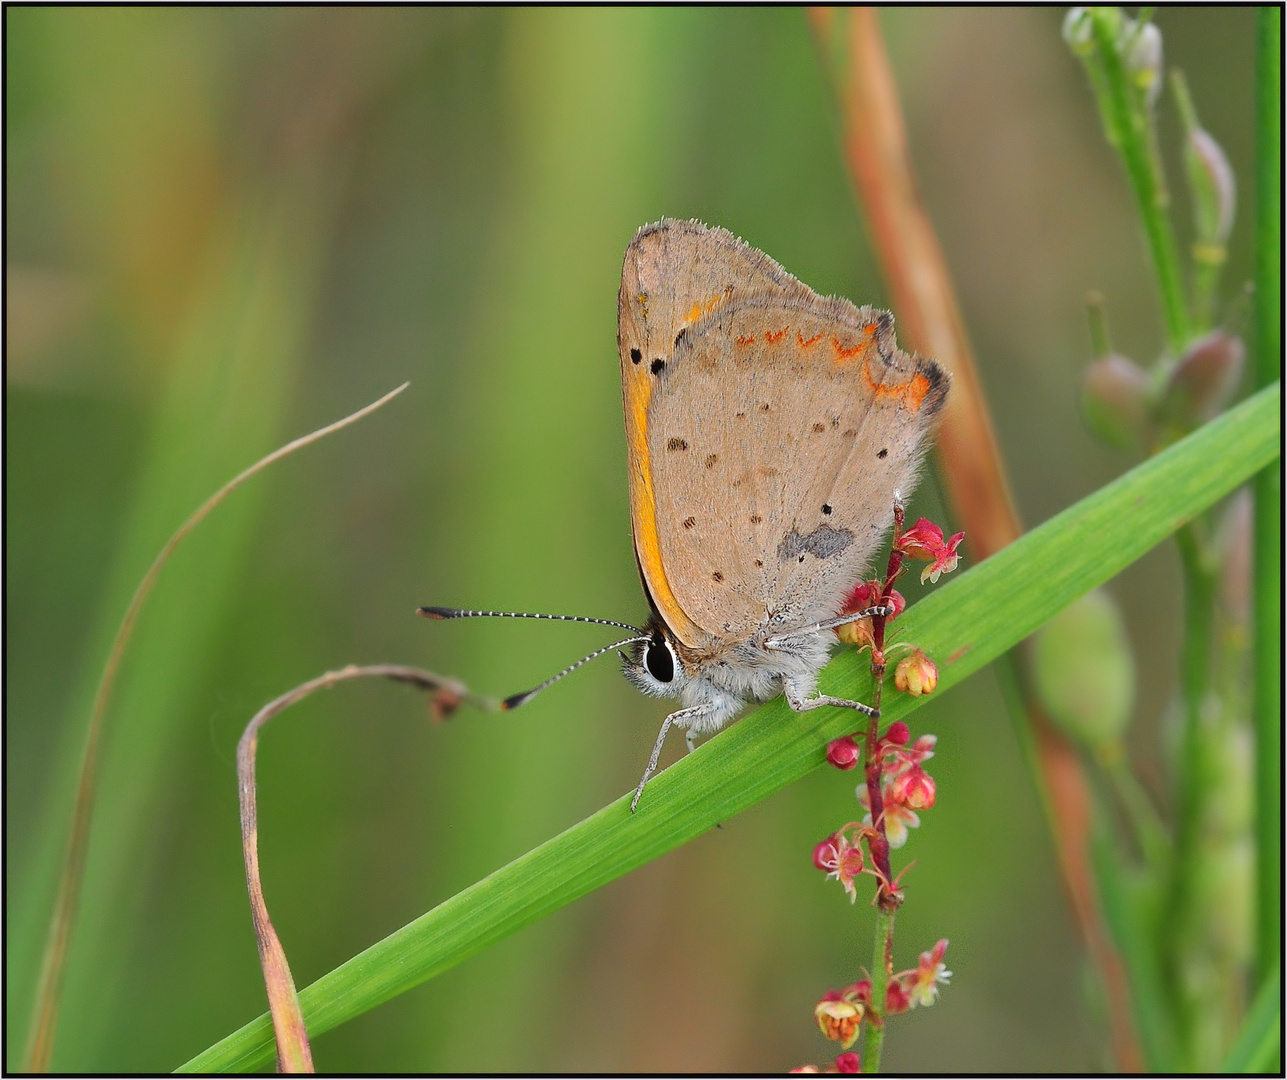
667;437;688;451
759;402;771;412
750;514;762;524
735;411;747;419
705;453;718;469
822;504;832;515
630;347;642;364
712;571;724;583
754;559;764;568
651;358;665;375
682;515;696;529
877;448;888;459
812;422;826;434
674;327;688;347
798;555;805;563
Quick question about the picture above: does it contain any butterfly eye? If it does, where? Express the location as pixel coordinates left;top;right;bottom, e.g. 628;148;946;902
645;632;676;683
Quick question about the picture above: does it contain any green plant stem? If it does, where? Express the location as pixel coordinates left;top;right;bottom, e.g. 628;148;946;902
1251;4;1282;989
1089;8;1190;353
1101;749;1170;874
1172;523;1216;852
1168;521;1217;1066
863;907;895;1073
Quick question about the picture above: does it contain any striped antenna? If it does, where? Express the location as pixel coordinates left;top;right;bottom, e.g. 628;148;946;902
764;604;894;646
499;634;651;711
418;606;643;635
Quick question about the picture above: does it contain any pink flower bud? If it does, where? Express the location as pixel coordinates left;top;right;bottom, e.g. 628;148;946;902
813;837;840;872
1187;128;1236;249
826;736;861;771
1173;69;1236;252
1125;21;1163;108
898;766;937;810
884;721;910;746
834;1051;862;1074
1080;352;1153;449
1160;330;1245;428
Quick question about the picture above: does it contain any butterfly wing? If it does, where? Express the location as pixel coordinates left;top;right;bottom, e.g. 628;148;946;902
640;293;947;642
618;219;810;648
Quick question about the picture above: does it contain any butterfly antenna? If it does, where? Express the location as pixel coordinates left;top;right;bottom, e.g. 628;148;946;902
500;635;651;711
418;606;643;635
765;605;894;646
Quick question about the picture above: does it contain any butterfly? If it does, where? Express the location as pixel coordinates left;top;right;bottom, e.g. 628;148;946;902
423;219;948;811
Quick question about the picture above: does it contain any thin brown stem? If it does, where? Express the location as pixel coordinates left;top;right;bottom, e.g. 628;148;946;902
237;663;490;1073
22;384;409;1073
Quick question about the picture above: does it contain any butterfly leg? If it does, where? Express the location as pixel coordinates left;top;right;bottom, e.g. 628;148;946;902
783;683;879;719
631;704;716;813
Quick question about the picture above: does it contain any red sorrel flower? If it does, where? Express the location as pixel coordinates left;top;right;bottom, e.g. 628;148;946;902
900;939;952;1008
895;518;965;583
815;995;863;1048
894;648;938;695
890;765;937;810
881;733;937;778
836;580;905;648
826;735;861;771
858;782;921;849
814;826;877;901
882;720;910;746
884;979;911;1014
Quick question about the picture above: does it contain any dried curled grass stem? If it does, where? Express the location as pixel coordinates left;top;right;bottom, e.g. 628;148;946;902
23;383;409;1073
237;664;492;1073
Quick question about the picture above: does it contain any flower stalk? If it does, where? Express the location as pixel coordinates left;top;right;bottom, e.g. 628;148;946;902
862;906;896;1072
1072;7;1190;354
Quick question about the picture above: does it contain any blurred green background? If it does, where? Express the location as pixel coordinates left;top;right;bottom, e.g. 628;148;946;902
6;8;1259;1072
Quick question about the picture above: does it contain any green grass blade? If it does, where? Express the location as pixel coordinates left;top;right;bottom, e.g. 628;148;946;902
179;382;1280;1073
1222;967;1282;1073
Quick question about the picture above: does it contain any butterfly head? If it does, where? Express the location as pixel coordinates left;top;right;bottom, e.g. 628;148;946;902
621;616;689;699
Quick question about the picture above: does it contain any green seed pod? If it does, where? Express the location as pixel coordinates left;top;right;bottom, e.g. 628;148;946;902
1033;590;1135;750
